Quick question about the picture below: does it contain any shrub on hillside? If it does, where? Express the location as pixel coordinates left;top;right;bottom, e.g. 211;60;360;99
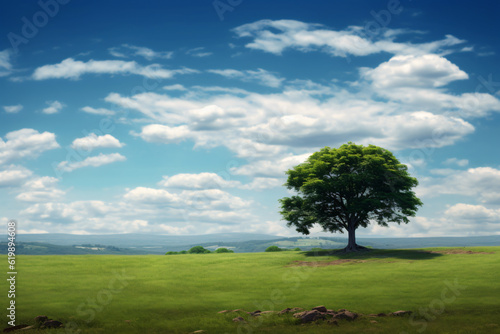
188;246;211;254
265;246;282;252
215;248;234;253
165;251;179;255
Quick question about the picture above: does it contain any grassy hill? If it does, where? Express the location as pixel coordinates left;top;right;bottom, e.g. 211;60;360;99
9;234;500;254
2;246;499;333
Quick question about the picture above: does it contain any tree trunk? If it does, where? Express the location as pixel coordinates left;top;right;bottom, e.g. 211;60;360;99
342;223;368;253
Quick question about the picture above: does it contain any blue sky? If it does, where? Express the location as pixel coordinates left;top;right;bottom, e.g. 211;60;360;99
1;0;499;237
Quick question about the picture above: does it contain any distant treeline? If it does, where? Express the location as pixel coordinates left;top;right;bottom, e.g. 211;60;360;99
166;246;234;255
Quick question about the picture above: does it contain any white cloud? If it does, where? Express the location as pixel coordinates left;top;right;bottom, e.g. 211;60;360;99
369;111;474;150
0;49;12;77
361;54;468;89
444;158;468;167
42;100;64;114
418;167;500;204
19;187;257;233
159;173;240;189
108;83;477;162
32;58;198;80
3;104;23;113
57;153;126;172
16;176;65;202
133;124;191;143
240;177;283;190
360;55;500;119
0;165;33;188
181;189;251;211
233;19;465;57
208;68;284;87
163;84;187;91
445;203;500;222
0;129;60;165
124;187;179;204
81;106;116;116
71;134;124;151
109;44;173;60
233;153;312;177
186;47;213;58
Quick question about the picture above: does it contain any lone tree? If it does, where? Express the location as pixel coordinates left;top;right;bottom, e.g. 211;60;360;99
279;143;422;253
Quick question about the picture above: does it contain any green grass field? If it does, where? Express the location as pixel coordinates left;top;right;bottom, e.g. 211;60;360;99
2;247;500;333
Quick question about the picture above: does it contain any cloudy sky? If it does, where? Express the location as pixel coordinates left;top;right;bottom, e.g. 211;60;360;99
1;1;499;237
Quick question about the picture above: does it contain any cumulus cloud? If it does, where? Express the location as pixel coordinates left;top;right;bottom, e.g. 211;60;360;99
3;104;23;113
360;55;500;119
71;134;124;151
13;183;258;233
418;167;500;204
133;124;191;143
208;68;285;87
445;203;500;222
123;187;179;204
0;129;60;165
81;106;116;116
159;173;240;189
42;101;64;114
16;176;65;202
57;153;126;172
233;153;312;177
233;19;465;57
361;54;468;89
109;44;173;60
0;165;33;188
32;58;198;80
240;177;283;190
107;83;478;162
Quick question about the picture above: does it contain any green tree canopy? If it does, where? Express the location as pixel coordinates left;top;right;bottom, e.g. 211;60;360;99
279;143;422;252
265;245;282;252
188;246;211;254
215;248;234;253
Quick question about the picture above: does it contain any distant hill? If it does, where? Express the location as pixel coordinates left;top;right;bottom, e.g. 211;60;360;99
15;232;279;248
3;233;498;255
0;241;149;255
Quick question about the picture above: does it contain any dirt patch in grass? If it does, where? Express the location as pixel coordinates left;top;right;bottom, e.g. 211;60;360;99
425;249;494;255
288;259;367;267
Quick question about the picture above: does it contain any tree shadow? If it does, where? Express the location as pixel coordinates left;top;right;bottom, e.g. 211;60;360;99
302;248;442;260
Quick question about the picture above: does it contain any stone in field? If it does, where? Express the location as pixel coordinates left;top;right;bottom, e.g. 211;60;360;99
34;315;49;323
333;310;358;321
390;310;412;316
312;305;327;312
42;320;63;328
294;310;325;323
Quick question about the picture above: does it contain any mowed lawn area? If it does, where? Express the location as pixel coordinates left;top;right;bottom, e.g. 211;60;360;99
2;247;500;333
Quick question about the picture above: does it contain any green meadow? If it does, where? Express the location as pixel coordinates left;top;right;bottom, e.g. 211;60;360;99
2;247;500;333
